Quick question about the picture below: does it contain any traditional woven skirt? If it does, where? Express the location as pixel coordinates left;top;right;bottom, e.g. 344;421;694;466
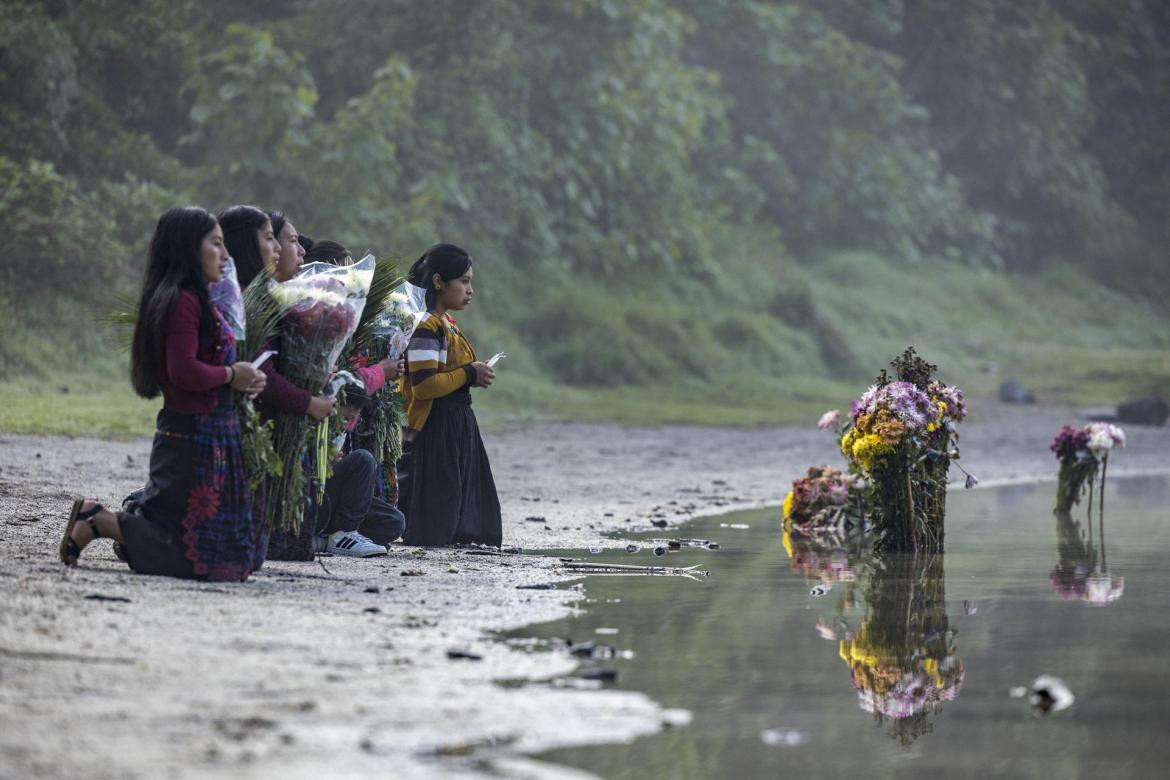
398;388;501;547
118;394;256;581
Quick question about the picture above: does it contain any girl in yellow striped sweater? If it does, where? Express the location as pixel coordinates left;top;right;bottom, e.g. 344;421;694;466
397;244;501;547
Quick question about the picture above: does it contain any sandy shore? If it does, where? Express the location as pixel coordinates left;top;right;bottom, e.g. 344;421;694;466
2;400;1167;779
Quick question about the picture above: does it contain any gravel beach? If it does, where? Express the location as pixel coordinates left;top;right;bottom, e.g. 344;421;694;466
2;400;1167;779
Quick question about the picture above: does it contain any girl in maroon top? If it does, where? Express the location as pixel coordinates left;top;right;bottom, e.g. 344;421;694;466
219;207;335;561
59;207;268;581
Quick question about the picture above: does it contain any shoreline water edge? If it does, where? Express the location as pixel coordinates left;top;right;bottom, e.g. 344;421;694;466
2;399;1169;779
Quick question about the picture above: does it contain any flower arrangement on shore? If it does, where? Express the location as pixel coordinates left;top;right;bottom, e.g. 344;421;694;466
265;257;374;532
831;348;972;550
782;465;865;535
1051;422;1125;513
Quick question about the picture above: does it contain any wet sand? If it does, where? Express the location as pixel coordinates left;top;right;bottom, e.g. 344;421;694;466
2;400;1167;778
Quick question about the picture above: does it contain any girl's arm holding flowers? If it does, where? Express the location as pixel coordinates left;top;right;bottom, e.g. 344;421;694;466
256;348;335;421
352;358;404;397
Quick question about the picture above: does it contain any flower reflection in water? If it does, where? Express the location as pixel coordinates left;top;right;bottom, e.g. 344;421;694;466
837;552;964;745
784;522;964;746
1051;508;1124;606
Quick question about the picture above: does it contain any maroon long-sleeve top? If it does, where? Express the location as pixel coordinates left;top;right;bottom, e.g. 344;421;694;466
160;290;230;414
254;333;312;418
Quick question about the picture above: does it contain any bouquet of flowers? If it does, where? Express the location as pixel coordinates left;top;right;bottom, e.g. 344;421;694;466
370;282;427;362
266;257;374;532
835;348;972;550
348;281;425;486
782;465;865;534
213;265;283;488
1051;422;1125;512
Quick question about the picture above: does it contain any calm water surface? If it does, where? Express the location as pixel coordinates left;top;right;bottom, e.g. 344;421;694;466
513;476;1170;778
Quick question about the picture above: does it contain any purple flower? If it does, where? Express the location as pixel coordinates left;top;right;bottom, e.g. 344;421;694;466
964;473;978;489
1050;425;1091;462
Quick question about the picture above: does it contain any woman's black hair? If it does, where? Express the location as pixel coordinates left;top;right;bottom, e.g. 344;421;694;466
268;211;289;243
303;239;352;266
297;234;314;253
408;243;473;310
218;204;271;287
130;206;220;399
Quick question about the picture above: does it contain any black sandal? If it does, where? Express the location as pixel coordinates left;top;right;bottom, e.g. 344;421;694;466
59;498;105;566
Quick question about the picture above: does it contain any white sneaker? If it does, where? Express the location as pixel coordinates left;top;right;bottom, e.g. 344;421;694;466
326;530;388;558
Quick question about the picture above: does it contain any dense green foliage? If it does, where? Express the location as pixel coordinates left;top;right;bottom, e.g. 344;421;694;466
2;0;1168;427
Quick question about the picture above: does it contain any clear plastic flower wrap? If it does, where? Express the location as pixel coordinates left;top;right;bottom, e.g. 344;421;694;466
208;257;246;342
266;255;375;532
370;282;428;361
269;255;375;390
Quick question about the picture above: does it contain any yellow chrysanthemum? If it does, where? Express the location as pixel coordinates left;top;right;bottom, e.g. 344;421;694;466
782;526;794;558
851;433;894;473
782;490;795;520
926;400;947;432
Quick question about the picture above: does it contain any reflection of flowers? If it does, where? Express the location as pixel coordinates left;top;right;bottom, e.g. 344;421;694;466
1050;509;1124;606
834;551;963;745
783;526;861;585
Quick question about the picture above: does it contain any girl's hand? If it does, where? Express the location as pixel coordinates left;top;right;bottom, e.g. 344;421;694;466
471;362;495;388
377;357;406;380
230;362;266;396
307;395;336;421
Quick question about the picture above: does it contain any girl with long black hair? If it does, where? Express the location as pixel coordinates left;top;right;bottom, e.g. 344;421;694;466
218;206;334;562
397;244;502;547
59;207;267;580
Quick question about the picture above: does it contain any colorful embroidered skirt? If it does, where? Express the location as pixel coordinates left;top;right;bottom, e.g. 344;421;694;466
118;399;256;582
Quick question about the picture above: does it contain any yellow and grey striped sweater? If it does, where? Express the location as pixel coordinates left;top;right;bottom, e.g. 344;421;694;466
399;312;478;432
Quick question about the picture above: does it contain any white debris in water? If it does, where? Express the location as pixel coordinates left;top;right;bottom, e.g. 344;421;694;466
760;728;809;747
719;523;751;529
1030;674;1075;714
1009;686;1028;698
809;584;831;597
595;627;620;635
661;709;693;728
552;678;604;690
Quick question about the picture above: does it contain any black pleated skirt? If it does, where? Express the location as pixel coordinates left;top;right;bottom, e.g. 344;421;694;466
398;388;501;547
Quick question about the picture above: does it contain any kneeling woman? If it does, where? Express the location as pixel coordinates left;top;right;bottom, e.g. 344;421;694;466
398;244;501;547
59;206;267;581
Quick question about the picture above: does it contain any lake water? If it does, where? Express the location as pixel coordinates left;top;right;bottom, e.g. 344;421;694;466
511;475;1170;778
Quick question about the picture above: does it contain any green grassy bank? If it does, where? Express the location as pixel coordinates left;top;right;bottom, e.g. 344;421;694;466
3;252;1166;439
